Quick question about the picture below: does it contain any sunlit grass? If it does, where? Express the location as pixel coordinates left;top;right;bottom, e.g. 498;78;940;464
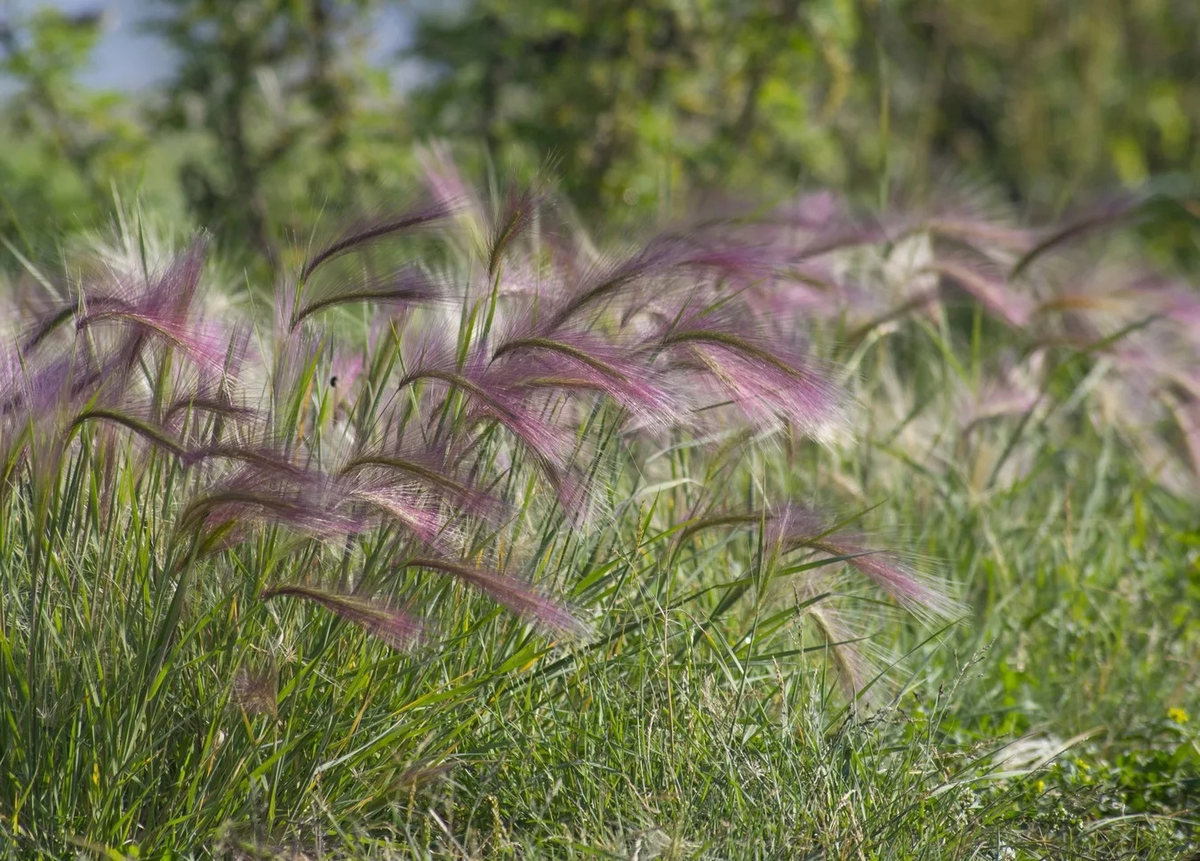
1;169;1197;858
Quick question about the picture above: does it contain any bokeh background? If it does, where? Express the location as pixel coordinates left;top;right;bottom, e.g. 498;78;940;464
2;0;1198;271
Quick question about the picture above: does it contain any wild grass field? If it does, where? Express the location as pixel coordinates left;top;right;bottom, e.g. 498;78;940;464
1;156;1197;859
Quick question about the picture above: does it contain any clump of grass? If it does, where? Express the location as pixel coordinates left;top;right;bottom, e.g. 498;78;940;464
0;158;971;854
740;182;1200;498
2;162;1195;857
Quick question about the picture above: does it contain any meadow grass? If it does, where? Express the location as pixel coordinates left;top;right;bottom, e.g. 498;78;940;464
0;169;1196;859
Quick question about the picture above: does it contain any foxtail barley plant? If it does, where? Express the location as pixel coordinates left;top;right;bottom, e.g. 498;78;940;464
3;151;1193;853
2;152;954;671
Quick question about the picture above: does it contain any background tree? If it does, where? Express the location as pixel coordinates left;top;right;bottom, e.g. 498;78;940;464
408;0;863;214
0;7;145;260
147;0;394;268
0;0;1195;263
407;0;1198;253
874;0;1200;208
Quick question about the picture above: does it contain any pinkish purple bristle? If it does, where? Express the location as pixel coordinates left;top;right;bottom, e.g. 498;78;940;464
404;556;585;637
767;505;960;621
261;584;424;650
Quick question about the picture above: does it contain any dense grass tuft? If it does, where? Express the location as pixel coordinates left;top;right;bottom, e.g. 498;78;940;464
1;167;1196;857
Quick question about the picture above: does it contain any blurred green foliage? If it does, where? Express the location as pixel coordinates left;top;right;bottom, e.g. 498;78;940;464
146;0;401;265
411;0;864;211
880;0;1200;207
0;7;147;257
0;0;1197;266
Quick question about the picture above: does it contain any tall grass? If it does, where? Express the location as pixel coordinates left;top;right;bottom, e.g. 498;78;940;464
0;161;1196;857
